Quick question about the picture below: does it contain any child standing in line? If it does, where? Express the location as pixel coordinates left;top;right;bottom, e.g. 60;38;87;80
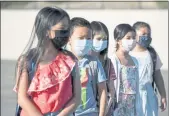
90;21;116;116
67;17;107;116
110;24;139;116
14;7;81;116
130;21;167;116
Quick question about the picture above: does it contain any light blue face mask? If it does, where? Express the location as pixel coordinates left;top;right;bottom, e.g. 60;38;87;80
92;39;108;52
74;39;92;57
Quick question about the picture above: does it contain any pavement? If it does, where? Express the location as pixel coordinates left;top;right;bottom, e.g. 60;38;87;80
1;60;168;116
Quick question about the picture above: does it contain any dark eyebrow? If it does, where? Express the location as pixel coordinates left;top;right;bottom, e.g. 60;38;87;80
57;26;69;30
79;35;86;38
60;25;66;28
126;35;131;37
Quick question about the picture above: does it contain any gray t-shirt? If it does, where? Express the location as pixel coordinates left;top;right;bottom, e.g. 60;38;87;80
75;55;107;116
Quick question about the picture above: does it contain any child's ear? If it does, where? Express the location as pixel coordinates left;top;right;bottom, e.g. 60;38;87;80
46;30;49;36
47;30;53;39
46;30;50;37
117;40;121;45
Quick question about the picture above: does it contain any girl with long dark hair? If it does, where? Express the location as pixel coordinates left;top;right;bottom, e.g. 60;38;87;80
13;7;81;116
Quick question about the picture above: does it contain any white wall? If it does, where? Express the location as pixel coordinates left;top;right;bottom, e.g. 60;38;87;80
1;9;168;70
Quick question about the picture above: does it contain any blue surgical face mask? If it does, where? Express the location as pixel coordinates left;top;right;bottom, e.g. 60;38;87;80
137;35;152;48
92;39;108;52
73;39;92;57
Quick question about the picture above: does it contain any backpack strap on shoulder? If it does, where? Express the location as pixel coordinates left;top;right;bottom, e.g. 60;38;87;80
106;58;111;93
27;60;36;84
87;56;99;105
147;46;157;93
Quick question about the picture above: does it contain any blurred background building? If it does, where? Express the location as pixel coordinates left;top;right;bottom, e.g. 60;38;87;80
1;0;168;9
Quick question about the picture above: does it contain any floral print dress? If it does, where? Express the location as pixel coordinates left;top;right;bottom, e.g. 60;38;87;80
114;65;138;116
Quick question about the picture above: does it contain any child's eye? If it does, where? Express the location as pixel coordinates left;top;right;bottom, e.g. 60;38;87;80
79;37;84;40
126;37;131;40
96;37;102;41
102;38;107;40
132;37;136;40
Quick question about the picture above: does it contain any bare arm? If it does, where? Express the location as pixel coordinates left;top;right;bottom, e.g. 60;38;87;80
16;58;43;116
58;63;81;116
154;69;167;111
98;81;107;116
154;70;166;98
108;79;115;100
105;79;115;115
105;59;116;114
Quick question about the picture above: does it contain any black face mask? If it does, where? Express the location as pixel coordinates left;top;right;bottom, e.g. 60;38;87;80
51;30;69;49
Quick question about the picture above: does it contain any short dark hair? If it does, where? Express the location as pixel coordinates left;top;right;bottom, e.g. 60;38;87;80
114;23;135;41
69;17;91;35
133;21;151;36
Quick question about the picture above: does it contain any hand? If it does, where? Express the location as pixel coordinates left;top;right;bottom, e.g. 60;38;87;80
160;97;167;112
57;113;68;116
